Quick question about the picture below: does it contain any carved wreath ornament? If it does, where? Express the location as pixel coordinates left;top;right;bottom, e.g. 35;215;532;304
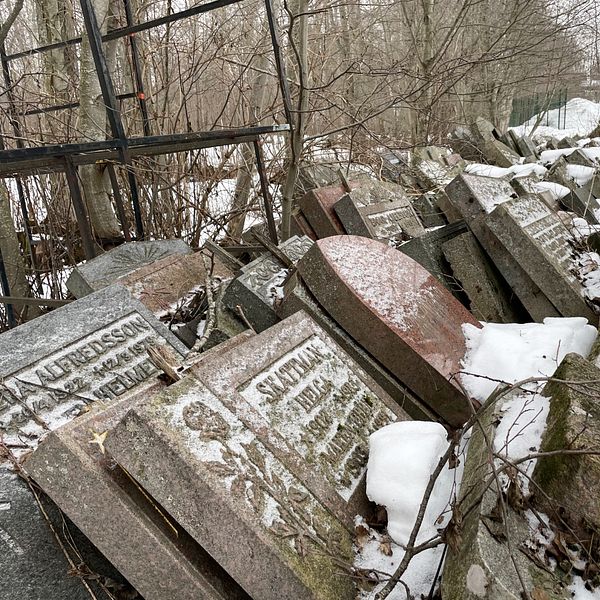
182;400;344;558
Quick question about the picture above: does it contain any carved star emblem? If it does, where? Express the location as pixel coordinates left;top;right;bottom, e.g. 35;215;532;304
88;430;108;455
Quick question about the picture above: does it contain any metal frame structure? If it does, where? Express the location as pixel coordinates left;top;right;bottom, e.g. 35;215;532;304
0;0;293;325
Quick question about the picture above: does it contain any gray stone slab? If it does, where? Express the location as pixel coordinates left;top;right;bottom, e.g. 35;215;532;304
473;117;520;167
0;285;188;453
398;221;469;291
223;236;313;332
565;148;595;167
545;156;577;192
468;215;560;322
533;353;600;537
334;193;424;242
275;273;434;421
107;312;402;599
511;177;559;211
67;239;192;298
0;467;111;600
515;135;538;159
413;192;448;228
442;232;519;323
557;137;578;149
445;173;517;222
484;196;596;321
560;184;600;224
107;376;356;600
24;333;256;600
183;311;409;521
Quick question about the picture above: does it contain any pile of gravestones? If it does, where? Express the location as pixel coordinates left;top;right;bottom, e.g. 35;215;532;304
2;114;600;600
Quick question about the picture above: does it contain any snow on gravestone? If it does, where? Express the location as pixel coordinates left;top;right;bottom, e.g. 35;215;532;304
66;239;191;298
445;173;560;321
106;312;409;600
485;195;597;322
333;183;424;242
24;332;256;600
222;235;314;332
0;285;187;453
297;236;482;427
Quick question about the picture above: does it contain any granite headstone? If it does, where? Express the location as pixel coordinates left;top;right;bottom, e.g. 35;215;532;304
298;236;482;426
67;239;191;298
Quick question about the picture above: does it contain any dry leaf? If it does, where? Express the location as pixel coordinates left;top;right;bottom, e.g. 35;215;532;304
354;523;370;552
378;535;393;556
531;587;550;600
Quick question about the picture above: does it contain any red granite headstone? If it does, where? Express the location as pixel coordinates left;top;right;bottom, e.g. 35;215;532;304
297;182;361;238
297;236;482;426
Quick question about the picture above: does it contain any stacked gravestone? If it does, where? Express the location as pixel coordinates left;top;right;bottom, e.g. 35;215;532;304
297;236;481;426
105;312;410;600
333;182;424;242
0;468;119;600
413;192;448;228
441;397;567;599
222;235;314;332
533;353;600;536
0;285;188;599
67;239;192;297
445;173;565;321
472;117;521;167
398;220;469;292
24;332;256;600
297;183;359;238
441;232;520;323
0;285;188;453
116;250;233;316
511;176;559;211
275;272;435;421
484;195;596;321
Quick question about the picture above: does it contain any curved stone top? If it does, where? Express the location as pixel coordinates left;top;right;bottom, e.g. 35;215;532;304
297;236;482;426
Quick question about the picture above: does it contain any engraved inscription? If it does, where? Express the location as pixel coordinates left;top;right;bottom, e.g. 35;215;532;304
0;313;170;446
366;206;417;239
282;237;313;263
240;237;313;301
173;390;348;559
237;336;399;500
506;198;578;284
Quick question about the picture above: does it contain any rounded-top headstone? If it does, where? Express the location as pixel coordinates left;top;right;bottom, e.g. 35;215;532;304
297;235;482;426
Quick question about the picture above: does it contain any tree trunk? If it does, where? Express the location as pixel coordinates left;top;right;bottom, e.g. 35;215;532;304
0;183;39;319
281;0;309;240
226;23;270;242
78;0;122;240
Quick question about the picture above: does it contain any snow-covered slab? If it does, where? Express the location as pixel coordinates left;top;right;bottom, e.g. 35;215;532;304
66;239;192;298
485;196;597;322
298;235;482;427
445;172;517;219
0;285;187;453
186;310;408;519
106;375;358;600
